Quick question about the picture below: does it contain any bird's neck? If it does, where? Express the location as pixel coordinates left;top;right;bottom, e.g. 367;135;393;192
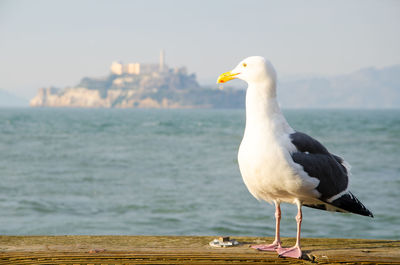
244;82;291;135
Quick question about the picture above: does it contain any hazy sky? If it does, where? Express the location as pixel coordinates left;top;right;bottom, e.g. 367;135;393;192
1;0;399;99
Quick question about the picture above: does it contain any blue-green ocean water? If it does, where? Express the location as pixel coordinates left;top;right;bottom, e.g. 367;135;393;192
0;108;399;239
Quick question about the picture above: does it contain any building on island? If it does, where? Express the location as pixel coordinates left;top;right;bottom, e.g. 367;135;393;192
111;50;167;75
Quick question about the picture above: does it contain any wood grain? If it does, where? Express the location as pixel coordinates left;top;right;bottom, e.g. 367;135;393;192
0;236;399;264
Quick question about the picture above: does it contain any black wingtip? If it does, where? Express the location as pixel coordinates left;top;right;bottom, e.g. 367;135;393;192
330;192;373;218
362;208;374;218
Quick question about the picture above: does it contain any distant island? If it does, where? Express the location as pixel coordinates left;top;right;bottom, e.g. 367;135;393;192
29;51;400;109
30;51;244;109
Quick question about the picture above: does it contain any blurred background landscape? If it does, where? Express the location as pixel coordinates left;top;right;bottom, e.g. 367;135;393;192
1;0;399;109
3;62;400;109
0;0;399;239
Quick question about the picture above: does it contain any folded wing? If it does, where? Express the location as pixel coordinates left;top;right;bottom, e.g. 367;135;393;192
290;132;373;217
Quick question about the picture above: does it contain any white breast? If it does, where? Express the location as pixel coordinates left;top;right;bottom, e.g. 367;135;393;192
238;116;320;204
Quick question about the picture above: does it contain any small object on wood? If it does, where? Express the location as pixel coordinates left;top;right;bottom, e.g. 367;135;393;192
209;236;239;247
88;248;105;253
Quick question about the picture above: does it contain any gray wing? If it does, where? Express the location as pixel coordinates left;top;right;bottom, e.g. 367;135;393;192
290;132;373;217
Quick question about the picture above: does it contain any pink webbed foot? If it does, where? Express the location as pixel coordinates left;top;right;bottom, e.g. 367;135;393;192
277;246;302;259
251;241;282;251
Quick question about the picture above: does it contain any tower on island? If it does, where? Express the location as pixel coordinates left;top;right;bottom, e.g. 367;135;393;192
111;50;167;75
159;49;165;72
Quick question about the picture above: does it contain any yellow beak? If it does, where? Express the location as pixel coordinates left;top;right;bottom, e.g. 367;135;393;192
217;71;239;83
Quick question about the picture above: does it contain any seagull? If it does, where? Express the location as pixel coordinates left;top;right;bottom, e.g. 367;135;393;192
217;56;373;259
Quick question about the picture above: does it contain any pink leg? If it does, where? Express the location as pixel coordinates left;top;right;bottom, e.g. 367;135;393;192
277;200;303;259
252;201;282;251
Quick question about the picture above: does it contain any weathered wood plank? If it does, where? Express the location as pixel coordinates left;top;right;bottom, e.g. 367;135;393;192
0;236;399;264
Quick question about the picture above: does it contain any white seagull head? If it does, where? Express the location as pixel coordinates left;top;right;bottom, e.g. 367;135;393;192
217;56;277;86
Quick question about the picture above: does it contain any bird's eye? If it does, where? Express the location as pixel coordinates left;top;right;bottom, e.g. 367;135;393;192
243;63;247;67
